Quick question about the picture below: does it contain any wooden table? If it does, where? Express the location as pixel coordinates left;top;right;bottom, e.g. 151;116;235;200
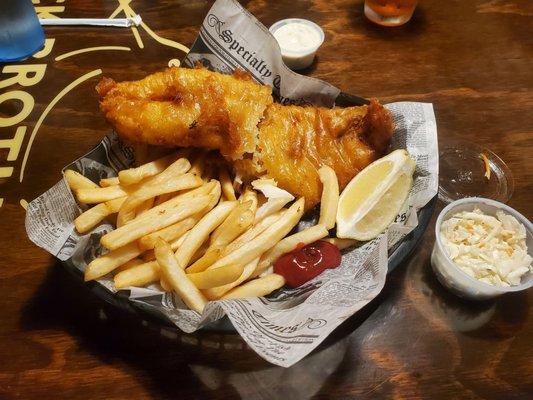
1;0;532;398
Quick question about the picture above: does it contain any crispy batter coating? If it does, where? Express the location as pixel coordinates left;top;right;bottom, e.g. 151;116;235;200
256;100;392;208
97;67;272;159
97;67;394;209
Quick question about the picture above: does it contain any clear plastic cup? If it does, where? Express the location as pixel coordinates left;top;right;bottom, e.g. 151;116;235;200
431;197;533;300
438;138;514;205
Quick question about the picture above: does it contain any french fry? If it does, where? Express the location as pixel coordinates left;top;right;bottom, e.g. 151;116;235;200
178;180;218;200
155;239;207;313
203;258;259;300
318;165;339;230
142;249;156;262
85;242;142;281
117;158;198;225
115;257;144;273
72;149;336;309
186;247;222;274
74;197;126;233
137;180;221;251
325;237;358;250
153;192;174;206
142;228;190;261
165;240;213;271
232;175;243;196
76;184;129;204
197;180;222;211
137;217;197;251
119;181;215;228
188;263;245;290
221;274;286;299
100;194;210;250
64;169;98;191
142;231;198;261
253;224;329;278
160;277;172;291
174;201;238;269
189;154;204;177
118;153;175;185
117;170;203;220
239;189;258;214
254;197;291;223
222;212;283;257
210;201;254;248
135;197;155;218
114;260;159;288
131;180;218;224
189;240;209;264
207;198;305;271
170;232;189;251
219;167;236;201
99;177;120;187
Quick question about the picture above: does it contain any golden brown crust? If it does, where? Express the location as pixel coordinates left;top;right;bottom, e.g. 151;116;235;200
97;67;394;208
97;67;272;159
256;100;393;208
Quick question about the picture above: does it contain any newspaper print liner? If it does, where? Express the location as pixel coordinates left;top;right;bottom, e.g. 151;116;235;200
25;0;439;367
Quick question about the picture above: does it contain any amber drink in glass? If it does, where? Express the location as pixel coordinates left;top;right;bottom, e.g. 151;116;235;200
364;0;418;27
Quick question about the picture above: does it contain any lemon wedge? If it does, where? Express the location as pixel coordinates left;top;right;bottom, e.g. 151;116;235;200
336;149;416;240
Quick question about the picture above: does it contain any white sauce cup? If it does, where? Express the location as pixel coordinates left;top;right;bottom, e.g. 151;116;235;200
431;197;533;300
269;18;325;70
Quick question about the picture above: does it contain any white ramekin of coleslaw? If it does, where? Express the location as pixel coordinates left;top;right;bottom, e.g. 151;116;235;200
431;197;533;300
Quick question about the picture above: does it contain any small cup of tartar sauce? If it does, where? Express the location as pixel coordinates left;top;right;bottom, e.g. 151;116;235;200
269;18;325;70
431;197;533;300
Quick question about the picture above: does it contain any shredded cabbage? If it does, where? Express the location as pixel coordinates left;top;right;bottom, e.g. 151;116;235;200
441;208;532;286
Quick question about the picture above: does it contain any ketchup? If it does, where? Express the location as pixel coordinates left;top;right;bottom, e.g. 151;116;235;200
274;240;341;288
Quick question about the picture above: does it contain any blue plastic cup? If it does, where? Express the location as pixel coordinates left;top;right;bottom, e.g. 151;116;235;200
0;0;45;62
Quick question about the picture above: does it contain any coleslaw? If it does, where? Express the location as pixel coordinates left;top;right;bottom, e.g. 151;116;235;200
440;208;532;286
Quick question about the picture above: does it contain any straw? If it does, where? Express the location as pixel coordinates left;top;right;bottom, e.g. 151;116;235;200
39;15;142;28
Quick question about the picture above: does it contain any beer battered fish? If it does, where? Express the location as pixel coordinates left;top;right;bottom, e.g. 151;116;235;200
97;67;394;208
97;67;272;160
254;100;394;207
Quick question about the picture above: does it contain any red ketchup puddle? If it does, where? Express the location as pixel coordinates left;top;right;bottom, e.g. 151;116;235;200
274;240;342;288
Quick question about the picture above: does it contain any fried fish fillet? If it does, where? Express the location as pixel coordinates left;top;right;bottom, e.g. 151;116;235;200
97;67;272;159
255;100;393;207
97;67;394;208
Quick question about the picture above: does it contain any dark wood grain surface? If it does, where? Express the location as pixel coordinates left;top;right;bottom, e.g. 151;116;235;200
1;0;532;399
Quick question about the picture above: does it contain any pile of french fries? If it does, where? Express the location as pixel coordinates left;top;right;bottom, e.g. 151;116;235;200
65;151;354;313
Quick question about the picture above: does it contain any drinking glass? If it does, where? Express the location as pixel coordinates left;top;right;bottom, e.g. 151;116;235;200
0;0;45;62
364;0;419;27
